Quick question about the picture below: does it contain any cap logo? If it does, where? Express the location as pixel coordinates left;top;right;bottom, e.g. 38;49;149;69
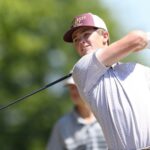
72;15;87;27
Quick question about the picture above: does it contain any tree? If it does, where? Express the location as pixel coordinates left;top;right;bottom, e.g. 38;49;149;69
0;0;120;149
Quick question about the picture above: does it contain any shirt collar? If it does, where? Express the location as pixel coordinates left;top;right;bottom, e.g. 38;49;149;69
72;107;96;125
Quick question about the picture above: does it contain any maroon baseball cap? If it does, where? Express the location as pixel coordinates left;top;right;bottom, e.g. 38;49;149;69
63;12;108;43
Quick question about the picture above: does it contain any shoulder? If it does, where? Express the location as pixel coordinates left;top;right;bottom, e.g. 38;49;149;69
73;50;106;72
73;52;94;73
73;51;108;91
72;52;94;93
54;111;75;129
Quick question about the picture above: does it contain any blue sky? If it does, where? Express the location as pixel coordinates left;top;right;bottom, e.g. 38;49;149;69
101;0;150;65
101;0;150;32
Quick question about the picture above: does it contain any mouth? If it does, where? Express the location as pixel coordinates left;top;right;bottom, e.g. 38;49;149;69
81;46;91;54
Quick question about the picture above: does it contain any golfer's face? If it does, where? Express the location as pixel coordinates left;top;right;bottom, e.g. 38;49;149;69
72;27;104;56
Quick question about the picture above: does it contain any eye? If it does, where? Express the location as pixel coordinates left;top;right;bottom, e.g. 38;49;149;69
84;32;91;38
73;37;79;43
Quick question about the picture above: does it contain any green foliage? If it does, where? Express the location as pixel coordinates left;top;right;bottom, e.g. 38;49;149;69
0;0;120;149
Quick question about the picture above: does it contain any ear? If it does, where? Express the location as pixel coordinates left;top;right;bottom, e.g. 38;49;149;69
102;31;109;45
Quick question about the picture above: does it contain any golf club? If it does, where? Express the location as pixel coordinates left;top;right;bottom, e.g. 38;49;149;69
0;73;72;111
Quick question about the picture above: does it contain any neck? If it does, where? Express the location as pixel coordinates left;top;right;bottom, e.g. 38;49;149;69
75;106;95;123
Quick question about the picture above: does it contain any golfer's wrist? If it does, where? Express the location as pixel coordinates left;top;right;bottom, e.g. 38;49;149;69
146;32;150;49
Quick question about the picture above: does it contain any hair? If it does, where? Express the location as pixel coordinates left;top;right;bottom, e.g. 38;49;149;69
96;28;110;45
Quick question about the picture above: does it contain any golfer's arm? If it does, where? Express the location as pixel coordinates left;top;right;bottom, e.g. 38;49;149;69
96;30;148;66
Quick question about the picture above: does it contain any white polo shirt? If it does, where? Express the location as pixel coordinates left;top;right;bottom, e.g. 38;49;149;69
73;51;150;150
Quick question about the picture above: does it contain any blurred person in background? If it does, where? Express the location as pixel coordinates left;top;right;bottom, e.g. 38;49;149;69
46;76;107;150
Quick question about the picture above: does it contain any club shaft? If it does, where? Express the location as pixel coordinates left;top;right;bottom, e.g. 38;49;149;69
0;73;72;111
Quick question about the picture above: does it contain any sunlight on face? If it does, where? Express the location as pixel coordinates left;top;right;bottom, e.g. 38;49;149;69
72;27;106;56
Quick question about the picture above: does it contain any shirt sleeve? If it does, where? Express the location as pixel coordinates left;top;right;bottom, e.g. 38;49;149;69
143;64;150;90
46;122;65;150
72;50;109;98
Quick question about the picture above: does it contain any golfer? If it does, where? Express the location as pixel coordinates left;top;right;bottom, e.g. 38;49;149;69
63;12;150;150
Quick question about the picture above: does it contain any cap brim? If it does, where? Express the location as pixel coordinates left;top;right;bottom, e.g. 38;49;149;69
63;25;98;43
63;26;82;43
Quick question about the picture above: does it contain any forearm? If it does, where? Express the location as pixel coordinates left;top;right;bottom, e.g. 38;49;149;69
96;30;148;66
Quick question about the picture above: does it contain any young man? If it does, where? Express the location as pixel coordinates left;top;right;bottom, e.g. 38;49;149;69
46;76;107;150
63;12;150;150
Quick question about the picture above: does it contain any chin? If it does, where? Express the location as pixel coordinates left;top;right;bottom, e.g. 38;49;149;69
86;49;95;54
